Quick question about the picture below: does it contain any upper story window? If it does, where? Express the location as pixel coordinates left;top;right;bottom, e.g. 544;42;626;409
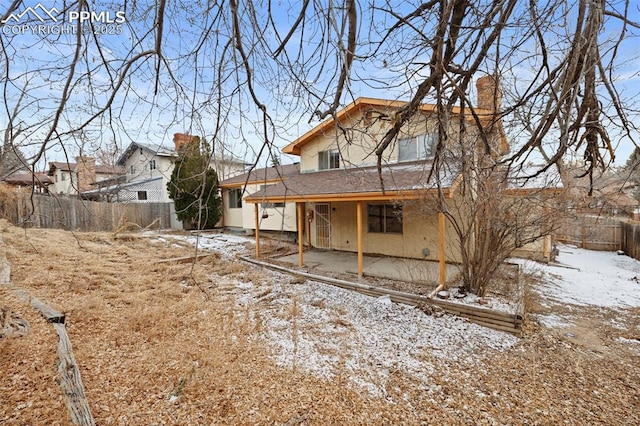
149;160;156;170
129;165;136;175
318;149;340;170
61;172;66;181
228;188;242;209
398;133;437;162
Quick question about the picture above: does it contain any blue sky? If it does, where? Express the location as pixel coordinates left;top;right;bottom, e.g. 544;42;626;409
1;0;639;170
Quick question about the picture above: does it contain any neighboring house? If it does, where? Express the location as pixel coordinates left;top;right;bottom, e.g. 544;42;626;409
219;163;301;239
110;142;177;202
1;172;51;193
86;133;249;204
48;157;124;196
227;76;557;282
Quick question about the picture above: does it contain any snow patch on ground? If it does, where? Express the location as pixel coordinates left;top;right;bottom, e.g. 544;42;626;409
174;234;640;396
172;234;518;397
252;277;518;398
515;244;640;308
162;232;255;259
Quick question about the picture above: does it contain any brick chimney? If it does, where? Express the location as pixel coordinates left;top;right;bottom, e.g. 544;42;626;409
173;133;195;152
476;75;509;156
476;75;502;112
75;156;96;193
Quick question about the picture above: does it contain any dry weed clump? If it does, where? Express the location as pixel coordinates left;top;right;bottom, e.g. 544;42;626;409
0;185;23;222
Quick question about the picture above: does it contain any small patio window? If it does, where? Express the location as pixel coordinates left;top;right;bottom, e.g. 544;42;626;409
318;149;340;170
398;133;437;162
137;191;148;201
228;188;242;208
368;204;403;234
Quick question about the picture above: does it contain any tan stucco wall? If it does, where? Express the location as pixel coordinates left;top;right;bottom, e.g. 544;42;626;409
222;183;297;232
299;110;444;172
309;201;461;263
224;205;243;228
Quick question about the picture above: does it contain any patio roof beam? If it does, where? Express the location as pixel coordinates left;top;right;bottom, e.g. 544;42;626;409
356;201;364;277
254;203;260;257
297;202;304;266
245;189;449;204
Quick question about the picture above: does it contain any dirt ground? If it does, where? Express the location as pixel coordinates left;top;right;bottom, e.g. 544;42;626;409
1;224;639;425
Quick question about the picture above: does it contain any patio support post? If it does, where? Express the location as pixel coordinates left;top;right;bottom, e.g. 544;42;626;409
254;203;260;258
438;211;446;287
297;202;304;266
356;201;364;277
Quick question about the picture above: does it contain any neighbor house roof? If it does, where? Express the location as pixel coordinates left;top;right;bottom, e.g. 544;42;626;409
117;142;176;166
244;161;461;203
96;164;125;175
506;164;563;192
47;161;124;175
2;172;52;186
48;161;76;173
282;97;496;156
117;141;250;168
81;176;162;196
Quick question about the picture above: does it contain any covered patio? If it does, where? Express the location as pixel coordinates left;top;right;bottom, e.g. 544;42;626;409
244;162;461;288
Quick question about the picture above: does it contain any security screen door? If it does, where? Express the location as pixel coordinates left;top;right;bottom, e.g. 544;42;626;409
314;203;331;248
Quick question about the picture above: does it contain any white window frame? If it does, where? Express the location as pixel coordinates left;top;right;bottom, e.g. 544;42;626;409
228;188;242;209
318;149;340;170
398;133;437;162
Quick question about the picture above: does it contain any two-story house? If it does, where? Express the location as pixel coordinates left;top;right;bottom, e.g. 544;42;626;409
223;76;557;285
48;157;124;196
87;133;250;203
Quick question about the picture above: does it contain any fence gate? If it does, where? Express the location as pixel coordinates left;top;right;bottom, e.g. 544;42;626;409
314;203;331;249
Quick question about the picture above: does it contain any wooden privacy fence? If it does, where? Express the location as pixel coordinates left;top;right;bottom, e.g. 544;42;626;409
620;221;640;261
2;192;173;232
555;214;621;251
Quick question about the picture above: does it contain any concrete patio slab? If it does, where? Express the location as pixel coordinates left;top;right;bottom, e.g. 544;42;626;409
275;250;460;284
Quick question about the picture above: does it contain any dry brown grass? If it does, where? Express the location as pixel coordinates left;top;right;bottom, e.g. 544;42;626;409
1;224;639;425
0;225;413;425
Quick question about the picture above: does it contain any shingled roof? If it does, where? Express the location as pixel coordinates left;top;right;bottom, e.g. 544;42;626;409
219;163;301;187
243;161;461;203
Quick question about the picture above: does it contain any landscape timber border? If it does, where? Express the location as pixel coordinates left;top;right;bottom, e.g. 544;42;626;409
0;236;95;426
239;256;523;336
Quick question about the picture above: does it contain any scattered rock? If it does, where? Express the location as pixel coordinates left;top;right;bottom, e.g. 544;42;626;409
376;294;392;305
